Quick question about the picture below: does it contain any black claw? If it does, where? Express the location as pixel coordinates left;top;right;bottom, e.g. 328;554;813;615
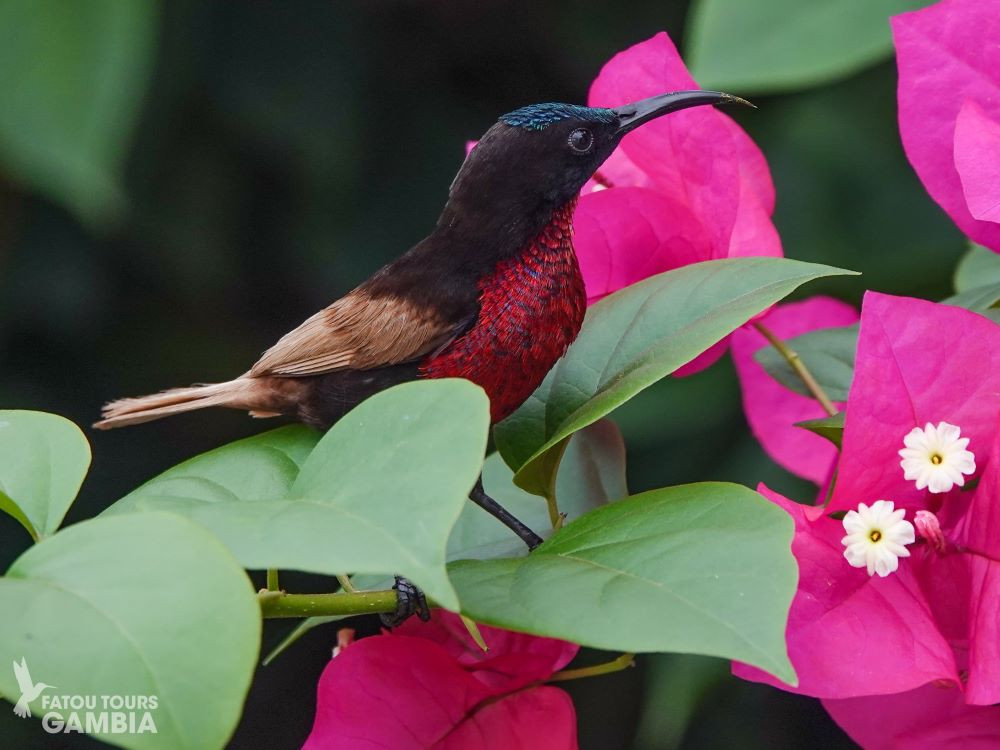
380;576;430;628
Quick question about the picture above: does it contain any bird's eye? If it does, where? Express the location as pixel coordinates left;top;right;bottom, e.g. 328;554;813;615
567;128;594;154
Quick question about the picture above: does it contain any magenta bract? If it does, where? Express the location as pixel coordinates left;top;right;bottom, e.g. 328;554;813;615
954;100;1000;225
303;613;579;749
575;32;781;374
735;294;1000;712
830;293;1000;517
824;683;1000;750
893;0;1000;251
732;484;957;699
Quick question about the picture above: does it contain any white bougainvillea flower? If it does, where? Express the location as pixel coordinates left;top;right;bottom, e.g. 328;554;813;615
898;421;976;493
841;500;915;577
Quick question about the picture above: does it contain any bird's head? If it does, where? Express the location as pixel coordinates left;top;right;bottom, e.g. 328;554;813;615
440;91;752;242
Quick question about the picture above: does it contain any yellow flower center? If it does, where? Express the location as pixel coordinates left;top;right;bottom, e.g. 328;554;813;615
930;453;943;465
869;530;882;543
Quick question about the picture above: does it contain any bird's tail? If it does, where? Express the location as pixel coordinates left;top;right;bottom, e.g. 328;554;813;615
94;378;274;430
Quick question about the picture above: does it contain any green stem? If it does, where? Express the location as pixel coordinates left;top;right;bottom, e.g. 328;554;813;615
459;614;489;652
548;652;635;682
545;494;560;529
336;574;358;593
543;439;570;528
266;569;280;591
259;589;410;619
754;321;838;417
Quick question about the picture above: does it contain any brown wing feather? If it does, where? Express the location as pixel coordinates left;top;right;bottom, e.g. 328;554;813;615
249;290;461;377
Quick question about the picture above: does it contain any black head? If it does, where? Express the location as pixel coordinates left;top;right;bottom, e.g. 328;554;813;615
437;90;751;250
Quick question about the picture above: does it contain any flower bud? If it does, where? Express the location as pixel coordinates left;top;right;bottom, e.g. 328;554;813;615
914;510;946;553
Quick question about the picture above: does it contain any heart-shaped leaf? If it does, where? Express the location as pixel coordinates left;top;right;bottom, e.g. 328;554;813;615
450;482;798;683
112;425;320;510
0;410;91;541
264;419;628;664
105;380;490;610
496;257;855;496
0;513;260;749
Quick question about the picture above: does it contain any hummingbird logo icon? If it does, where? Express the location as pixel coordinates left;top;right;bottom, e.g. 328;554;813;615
12;658;55;718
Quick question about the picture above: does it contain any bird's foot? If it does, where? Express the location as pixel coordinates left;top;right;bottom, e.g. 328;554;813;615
380;576;431;628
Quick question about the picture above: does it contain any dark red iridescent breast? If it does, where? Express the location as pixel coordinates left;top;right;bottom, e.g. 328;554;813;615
419;201;586;422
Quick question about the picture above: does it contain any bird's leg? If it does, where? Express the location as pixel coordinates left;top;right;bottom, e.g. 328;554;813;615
380;576;430;628
470;477;544;551
381;480;543;627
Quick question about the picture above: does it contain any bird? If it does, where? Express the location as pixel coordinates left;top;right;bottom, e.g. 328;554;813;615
95;90;749;555
12;658;55;719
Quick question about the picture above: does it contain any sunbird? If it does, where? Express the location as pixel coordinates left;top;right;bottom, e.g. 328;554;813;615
96;90;749;573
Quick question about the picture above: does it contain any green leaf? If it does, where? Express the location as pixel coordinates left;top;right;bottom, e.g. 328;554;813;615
685;0;929;94
554;418;628;510
105;380;490;610
954;243;1000;293
496;258;855;496
795;411;845;448
450;482;797;683
112;425;320;509
943;269;1000;322
0;0;159;226
264;419;628;664
0;513;260;749
453;419;628;561
941;282;1000;313
0;410;91;541
754;325;858;402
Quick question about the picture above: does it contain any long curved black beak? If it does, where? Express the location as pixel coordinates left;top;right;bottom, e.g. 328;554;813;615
614;90;754;135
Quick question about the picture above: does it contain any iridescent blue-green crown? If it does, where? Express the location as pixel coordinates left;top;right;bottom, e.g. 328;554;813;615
499;103;617;131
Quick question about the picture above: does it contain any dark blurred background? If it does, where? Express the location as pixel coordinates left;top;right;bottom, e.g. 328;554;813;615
0;1;962;748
